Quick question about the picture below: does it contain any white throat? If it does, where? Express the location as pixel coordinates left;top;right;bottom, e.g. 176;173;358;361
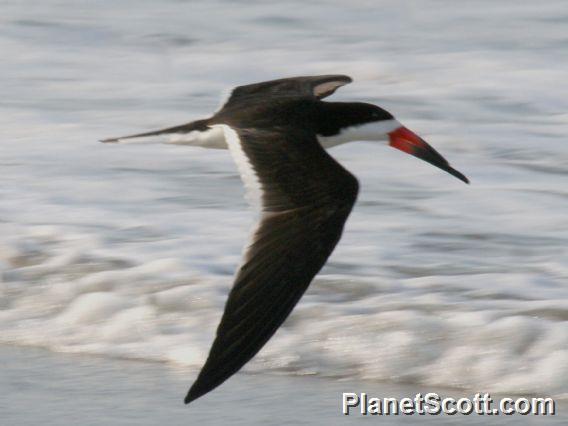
317;119;401;149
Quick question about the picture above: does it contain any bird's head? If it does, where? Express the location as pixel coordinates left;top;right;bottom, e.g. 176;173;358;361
320;102;469;184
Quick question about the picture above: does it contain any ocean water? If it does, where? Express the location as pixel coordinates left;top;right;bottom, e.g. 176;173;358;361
3;345;565;426
1;0;567;414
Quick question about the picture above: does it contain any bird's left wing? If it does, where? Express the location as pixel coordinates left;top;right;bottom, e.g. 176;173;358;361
185;125;359;404
220;75;352;109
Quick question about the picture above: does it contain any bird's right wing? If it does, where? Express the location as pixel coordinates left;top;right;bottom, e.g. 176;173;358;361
185;125;359;404
221;74;352;109
100;119;210;143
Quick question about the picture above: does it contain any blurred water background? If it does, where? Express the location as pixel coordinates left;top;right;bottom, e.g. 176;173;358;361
1;0;567;423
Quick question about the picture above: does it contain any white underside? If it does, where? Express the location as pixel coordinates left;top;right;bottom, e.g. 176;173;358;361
167;127;226;148
317;119;401;148
112;119;401;150
176;118;400;150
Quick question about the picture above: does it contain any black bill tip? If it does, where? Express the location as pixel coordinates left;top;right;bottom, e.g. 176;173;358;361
445;166;470;184
388;126;470;185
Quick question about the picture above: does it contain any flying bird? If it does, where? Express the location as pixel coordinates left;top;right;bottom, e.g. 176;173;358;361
102;75;469;404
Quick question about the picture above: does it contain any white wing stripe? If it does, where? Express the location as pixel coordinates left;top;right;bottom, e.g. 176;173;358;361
216;125;263;209
215;124;268;265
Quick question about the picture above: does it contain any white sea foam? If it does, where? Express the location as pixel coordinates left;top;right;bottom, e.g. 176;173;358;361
1;0;567;400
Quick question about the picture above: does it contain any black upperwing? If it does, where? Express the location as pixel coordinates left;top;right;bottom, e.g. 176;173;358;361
100;119;210;143
184;125;359;404
101;75;352;143
220;74;353;109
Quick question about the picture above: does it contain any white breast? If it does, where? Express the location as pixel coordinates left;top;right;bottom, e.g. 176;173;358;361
317;119;401;148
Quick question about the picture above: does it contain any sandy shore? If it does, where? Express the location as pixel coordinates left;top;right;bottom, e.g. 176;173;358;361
1;345;564;425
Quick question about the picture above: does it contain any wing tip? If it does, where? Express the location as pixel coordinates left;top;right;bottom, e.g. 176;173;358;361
184;382;208;405
183;392;196;405
100;137;120;143
315;73;352;81
321;74;352;84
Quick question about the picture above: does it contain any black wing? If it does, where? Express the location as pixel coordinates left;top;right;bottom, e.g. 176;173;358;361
100;119;210;143
185;126;359;404
221;75;352;109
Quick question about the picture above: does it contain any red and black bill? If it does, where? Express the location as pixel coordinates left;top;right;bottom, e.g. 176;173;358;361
388;126;469;184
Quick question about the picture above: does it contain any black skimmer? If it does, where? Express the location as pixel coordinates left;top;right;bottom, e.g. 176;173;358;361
102;75;469;405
